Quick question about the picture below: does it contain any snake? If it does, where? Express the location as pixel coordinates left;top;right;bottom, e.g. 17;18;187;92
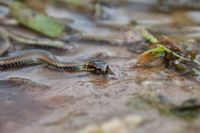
0;50;113;75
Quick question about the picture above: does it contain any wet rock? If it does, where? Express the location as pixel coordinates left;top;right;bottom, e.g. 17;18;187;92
78;115;144;133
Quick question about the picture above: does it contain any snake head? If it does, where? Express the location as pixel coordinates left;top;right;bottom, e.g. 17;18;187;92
87;60;114;75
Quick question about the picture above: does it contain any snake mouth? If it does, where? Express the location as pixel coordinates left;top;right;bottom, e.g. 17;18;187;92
86;60;114;75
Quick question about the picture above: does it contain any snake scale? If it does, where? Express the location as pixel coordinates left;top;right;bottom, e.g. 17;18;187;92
0;49;113;75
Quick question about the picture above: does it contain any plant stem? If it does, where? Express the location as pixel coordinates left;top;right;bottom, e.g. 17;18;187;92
138;27;200;66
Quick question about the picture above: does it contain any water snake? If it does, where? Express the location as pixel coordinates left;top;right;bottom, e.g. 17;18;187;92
0;49;113;75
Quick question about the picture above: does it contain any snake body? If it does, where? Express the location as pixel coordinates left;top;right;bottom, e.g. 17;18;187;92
0;50;113;75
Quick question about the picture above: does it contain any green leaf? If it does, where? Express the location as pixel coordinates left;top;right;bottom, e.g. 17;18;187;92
137;46;166;65
10;2;65;38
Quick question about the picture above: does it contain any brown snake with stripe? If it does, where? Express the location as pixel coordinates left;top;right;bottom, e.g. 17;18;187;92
0;49;113;75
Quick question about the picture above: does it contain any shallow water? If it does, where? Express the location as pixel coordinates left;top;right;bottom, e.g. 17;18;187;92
1;0;200;133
